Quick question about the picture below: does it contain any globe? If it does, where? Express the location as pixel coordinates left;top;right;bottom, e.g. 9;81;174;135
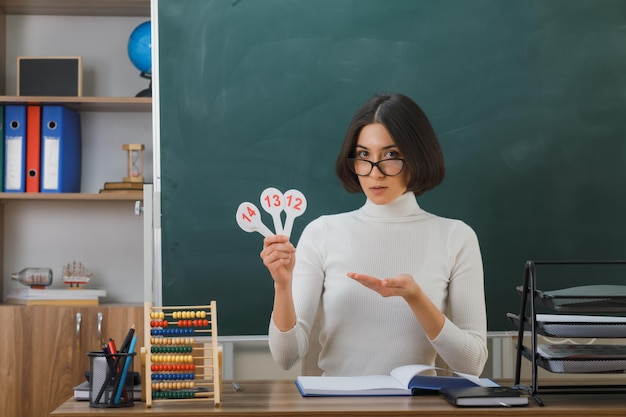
128;21;152;74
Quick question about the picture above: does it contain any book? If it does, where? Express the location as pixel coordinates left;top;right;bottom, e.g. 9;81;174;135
439;386;528;407
103;181;144;190
6;288;106;306
73;380;142;401
7;298;100;306
295;364;498;397
98;188;143;196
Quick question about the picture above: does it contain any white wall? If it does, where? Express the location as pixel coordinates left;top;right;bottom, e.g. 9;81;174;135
3;200;145;302
231;340;302;380
6;15;150;97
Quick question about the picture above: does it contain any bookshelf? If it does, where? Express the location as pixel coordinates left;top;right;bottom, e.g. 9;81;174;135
0;2;152;417
0;0;150;17
0;192;143;201
0;0;152;301
0;95;151;111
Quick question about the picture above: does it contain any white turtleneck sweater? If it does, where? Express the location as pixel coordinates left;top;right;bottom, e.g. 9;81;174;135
268;192;488;376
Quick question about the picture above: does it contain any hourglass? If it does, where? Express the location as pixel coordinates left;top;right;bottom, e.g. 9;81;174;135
123;143;145;183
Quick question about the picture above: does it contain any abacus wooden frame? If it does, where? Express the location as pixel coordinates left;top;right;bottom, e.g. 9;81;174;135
143;302;221;407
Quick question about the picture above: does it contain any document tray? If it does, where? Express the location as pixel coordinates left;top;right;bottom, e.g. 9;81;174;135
516;284;626;313
519;345;626;374
507;313;626;338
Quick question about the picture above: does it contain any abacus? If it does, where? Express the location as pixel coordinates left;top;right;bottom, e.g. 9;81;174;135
143;302;221;407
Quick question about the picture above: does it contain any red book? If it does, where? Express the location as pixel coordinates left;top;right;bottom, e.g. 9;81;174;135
25;105;41;192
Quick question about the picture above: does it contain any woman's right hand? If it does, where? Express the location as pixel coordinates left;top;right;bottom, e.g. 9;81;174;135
260;234;296;288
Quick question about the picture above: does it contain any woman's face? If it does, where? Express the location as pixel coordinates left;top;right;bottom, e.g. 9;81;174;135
354;123;409;205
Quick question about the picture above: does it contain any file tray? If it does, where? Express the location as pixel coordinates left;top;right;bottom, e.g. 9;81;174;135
517;285;626;313
507;313;626;338
525;344;626;373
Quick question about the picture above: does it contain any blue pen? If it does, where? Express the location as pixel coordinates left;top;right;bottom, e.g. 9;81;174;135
113;334;137;405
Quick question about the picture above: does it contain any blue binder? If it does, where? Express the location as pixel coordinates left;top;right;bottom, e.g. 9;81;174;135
4;105;26;192
0;105;5;191
40;105;81;193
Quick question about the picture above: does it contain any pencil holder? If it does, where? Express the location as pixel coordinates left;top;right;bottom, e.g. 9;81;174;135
87;351;136;408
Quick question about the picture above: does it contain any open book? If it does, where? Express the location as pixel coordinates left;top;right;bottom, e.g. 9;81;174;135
295;364;498;396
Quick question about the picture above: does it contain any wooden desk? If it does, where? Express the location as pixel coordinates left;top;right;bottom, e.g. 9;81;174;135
51;380;626;417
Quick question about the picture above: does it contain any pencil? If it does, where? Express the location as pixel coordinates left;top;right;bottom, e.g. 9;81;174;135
119;324;136;353
114;324;136;370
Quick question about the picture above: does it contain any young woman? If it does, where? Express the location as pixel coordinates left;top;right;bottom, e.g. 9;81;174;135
261;93;487;377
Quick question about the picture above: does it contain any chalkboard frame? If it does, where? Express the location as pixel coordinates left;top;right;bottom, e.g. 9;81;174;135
157;0;626;336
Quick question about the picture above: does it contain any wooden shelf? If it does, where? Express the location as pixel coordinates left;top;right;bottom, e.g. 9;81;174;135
0;96;151;112
0;0;150;16
0;192;143;201
0;5;149;417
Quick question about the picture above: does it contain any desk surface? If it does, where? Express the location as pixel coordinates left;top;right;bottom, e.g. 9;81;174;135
51;380;626;417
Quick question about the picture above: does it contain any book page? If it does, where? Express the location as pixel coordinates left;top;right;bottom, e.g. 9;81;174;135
297;375;404;391
390;364;438;386
390;364;494;388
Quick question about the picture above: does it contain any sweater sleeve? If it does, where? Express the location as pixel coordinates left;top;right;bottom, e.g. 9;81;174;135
430;221;488;376
268;217;326;370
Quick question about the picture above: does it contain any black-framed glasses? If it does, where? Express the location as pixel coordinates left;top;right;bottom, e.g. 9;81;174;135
347;158;406;176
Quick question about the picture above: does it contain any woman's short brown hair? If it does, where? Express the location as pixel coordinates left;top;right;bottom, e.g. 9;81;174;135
335;93;445;196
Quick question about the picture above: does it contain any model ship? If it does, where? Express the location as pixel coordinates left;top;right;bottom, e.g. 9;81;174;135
63;262;93;288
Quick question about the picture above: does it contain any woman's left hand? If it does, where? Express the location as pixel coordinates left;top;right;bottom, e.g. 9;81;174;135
347;272;420;300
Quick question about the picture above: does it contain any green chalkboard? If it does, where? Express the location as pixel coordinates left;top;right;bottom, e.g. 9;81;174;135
158;0;626;335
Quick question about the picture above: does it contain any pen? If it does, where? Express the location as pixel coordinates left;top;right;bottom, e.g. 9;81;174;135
108;338;117;360
232;381;241;392
114;334;138;405
102;345;117;375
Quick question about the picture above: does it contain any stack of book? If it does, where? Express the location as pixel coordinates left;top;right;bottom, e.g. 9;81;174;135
6;287;106;305
99;181;143;197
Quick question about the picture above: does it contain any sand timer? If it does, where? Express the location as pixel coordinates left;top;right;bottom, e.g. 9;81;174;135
123;143;145;183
